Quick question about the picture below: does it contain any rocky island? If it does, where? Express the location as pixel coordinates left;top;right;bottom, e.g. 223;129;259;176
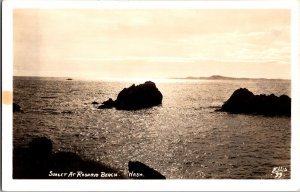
99;81;163;110
218;88;291;117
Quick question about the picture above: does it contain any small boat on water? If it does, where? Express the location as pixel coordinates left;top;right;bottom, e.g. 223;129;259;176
66;78;73;80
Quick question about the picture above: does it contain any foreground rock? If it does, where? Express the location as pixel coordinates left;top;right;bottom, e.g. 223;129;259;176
13;103;22;112
128;161;166;179
99;81;163;110
13;137;125;179
218;88;291;117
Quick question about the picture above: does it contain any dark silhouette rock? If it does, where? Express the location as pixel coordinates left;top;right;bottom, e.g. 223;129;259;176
28;137;53;159
98;98;115;109
115;81;163;110
13;103;22;112
13;137;53;178
219;88;291;117
128;161;166;179
13;137;125;179
92;101;99;105
99;81;163;110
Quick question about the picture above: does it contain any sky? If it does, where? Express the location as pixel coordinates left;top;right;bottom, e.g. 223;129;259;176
13;9;291;79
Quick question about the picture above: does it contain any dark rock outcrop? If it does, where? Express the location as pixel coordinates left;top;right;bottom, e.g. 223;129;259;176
29;137;53;158
99;81;163;110
13;137;125;179
219;88;291;117
13;103;22;112
128;161;166;179
98;98;115;109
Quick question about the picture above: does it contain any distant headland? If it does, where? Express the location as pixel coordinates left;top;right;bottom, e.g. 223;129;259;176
170;75;290;81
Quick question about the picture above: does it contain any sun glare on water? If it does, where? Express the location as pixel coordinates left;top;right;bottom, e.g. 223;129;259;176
100;77;188;84
78;75;206;84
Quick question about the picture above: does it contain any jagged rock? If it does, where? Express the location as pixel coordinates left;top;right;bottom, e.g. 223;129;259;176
98;98;115;109
13;103;22;112
128;161;166;179
219;88;291;116
99;81;163;110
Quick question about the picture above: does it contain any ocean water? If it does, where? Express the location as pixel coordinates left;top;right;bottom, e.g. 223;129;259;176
13;76;291;179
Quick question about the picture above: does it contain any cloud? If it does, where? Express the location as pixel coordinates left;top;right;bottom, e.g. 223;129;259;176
177;26;290;65
14;9;291;79
66;56;201;63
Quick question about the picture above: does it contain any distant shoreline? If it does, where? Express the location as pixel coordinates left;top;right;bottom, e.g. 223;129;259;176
13;75;291;81
169;75;290;81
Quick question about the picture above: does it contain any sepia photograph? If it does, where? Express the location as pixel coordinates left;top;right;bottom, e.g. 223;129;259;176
2;0;300;191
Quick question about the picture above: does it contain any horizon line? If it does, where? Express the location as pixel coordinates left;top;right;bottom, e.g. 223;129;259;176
12;74;291;81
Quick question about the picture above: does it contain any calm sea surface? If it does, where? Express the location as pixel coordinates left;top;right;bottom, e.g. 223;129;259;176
13;76;291;179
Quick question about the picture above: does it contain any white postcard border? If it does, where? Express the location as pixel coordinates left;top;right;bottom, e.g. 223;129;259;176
2;0;300;191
